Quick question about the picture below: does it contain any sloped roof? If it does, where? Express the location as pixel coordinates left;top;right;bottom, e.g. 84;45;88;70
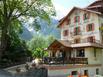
58;7;102;28
48;39;103;50
58;40;71;47
86;5;102;9
87;0;103;8
48;40;72;50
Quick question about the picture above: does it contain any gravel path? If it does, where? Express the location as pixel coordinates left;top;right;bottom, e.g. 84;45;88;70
0;63;47;77
0;68;47;77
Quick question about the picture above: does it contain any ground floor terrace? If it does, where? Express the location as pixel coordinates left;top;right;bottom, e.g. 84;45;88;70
46;40;103;65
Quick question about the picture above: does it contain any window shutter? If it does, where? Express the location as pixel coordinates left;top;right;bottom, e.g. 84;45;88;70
92;23;94;31
86;25;88;32
93;36;95;43
74;28;76;33
78;16;80;22
78;27;80;32
83;14;84;20
74;17;75;23
74;16;76;23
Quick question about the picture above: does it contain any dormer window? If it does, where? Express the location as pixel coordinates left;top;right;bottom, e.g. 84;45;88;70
63;30;68;36
83;13;90;20
74;16;80;23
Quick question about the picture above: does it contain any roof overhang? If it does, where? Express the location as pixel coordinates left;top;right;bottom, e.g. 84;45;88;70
48;40;103;50
72;42;103;49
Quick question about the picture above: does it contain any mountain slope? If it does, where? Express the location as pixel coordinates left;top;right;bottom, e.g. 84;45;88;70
20;26;33;40
38;18;60;39
20;18;60;40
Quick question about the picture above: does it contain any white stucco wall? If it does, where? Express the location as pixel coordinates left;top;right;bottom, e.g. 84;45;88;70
60;9;101;42
101;50;103;75
98;16;103;43
85;48;102;64
48;66;102;77
58;8;103;75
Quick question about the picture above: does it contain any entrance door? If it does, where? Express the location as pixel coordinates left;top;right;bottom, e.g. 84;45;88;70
84;70;88;76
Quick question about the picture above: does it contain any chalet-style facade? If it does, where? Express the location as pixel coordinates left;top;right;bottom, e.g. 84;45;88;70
47;0;103;77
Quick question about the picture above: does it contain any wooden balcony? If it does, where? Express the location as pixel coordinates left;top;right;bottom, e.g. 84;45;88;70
71;39;103;48
67;57;88;64
43;57;88;64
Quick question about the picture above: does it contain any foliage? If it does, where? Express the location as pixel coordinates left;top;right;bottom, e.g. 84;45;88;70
27;34;55;58
0;0;55;59
32;48;47;58
2;37;31;63
99;26;103;35
27;34;48;51
47;35;55;45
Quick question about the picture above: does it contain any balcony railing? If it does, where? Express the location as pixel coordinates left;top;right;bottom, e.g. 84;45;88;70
72;39;102;45
67;57;88;64
73;32;81;36
43;57;88;64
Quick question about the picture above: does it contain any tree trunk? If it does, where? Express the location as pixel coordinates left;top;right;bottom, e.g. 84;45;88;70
0;26;8;59
0;0;9;60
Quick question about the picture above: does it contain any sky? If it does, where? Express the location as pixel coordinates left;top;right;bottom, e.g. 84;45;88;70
52;0;96;20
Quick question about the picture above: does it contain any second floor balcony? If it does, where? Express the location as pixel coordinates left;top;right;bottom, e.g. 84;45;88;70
73;32;82;36
71;39;103;48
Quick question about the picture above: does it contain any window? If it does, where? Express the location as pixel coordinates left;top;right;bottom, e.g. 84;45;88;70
71;71;77;75
65;18;71;25
77;49;85;57
74;38;80;44
87;36;95;43
86;23;94;31
84;70;88;76
74;27;80;35
52;52;55;57
74;16;80;23
63;30;68;36
96;68;99;75
83;13;90;20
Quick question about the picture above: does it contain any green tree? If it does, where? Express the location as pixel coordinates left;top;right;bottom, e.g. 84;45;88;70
99;26;103;35
27;35;48;58
27;34;48;51
27;34;55;58
32;47;48;58
32;48;46;58
47;35;55;45
0;0;55;58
